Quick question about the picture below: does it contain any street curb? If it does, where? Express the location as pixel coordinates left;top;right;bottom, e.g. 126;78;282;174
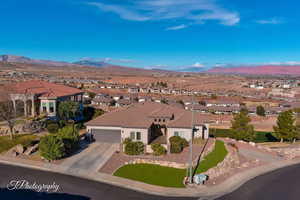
0;156;300;198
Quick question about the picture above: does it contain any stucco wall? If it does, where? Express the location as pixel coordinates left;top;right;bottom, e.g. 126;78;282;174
122;127;149;144
167;124;209;142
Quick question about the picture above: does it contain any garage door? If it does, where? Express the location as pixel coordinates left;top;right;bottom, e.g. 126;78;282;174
91;129;121;143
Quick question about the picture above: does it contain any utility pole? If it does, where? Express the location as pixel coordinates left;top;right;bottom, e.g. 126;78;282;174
188;94;195;184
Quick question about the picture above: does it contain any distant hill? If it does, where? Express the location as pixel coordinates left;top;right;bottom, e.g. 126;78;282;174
72;59;111;67
0;54;179;76
176;67;208;72
207;65;300;75
0;54;76;67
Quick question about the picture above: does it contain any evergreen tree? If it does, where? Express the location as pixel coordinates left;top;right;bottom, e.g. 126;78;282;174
273;110;297;142
256;105;266;116
231;111;255;141
58;101;80;121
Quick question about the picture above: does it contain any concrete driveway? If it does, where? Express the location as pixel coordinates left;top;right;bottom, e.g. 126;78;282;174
61;142;118;173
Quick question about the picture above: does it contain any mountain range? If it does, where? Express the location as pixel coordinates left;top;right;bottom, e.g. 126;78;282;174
207;65;300;75
2;54;300;75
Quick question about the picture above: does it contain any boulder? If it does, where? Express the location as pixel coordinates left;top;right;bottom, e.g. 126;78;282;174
6;148;18;157
24;143;39;155
15;144;24;154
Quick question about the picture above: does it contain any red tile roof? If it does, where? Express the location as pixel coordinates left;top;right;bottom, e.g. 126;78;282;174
86;102;209;129
9;80;83;98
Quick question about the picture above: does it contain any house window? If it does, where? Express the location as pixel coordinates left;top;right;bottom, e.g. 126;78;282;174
42;102;47;113
49;102;54;113
174;131;179;137
130;132;135;140
136;132;141;140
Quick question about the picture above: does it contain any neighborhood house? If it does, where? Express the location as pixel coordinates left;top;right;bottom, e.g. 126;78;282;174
9;80;84;117
86;102;209;150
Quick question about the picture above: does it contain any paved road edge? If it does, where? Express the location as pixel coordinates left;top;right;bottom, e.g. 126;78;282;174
0;156;300;198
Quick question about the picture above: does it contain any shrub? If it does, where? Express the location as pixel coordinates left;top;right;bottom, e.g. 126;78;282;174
47;123;59;134
58;125;80;155
151;143;167;156
124;140;144;155
75;122;85;130
169;136;188;154
39;135;65;161
170;142;182;153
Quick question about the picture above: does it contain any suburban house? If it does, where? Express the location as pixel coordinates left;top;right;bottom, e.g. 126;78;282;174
185;104;240;114
85;102;209;150
9;80;84;117
205;100;240;107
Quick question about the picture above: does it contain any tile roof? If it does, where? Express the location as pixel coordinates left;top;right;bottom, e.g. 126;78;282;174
86;102;208;129
9;80;83;98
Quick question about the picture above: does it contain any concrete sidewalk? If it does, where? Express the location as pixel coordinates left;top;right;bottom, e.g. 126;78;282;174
1;154;300;199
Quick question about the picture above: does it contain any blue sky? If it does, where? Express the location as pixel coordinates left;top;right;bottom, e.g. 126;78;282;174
0;0;300;70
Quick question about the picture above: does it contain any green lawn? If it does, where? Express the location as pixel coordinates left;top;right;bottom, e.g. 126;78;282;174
0;134;38;153
195;140;228;174
113;163;186;188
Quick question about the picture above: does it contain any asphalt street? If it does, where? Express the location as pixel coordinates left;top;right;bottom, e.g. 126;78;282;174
0;163;196;200
1;163;300;200
216;163;300;200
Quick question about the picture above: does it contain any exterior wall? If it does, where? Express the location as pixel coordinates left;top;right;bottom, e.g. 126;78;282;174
121;127;149;144
40;99;57;117
167;125;209;143
167;128;193;142
86;126;149;144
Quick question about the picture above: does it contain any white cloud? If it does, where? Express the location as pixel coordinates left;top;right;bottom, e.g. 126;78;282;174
87;0;240;26
256;18;283;25
192;62;205;68
86;2;150;21
166;24;188;30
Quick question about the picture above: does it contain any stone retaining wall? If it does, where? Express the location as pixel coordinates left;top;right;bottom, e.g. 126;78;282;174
125;158;187;169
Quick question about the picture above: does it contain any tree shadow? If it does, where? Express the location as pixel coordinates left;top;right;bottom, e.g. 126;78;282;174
265;133;279;142
0;188;90;200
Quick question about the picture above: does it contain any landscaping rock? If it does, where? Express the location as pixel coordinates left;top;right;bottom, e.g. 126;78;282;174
6;148;18;157
15;144;24;154
249;142;256;146
24;143;39;155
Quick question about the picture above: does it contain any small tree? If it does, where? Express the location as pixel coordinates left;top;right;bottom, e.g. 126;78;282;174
39;135;65;161
273;110;297;142
58;101;80;121
256;105;266;117
231;111;255;141
0;93;16;140
58;125;80;155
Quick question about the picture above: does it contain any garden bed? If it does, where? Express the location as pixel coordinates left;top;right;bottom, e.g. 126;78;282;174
0;134;38;153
